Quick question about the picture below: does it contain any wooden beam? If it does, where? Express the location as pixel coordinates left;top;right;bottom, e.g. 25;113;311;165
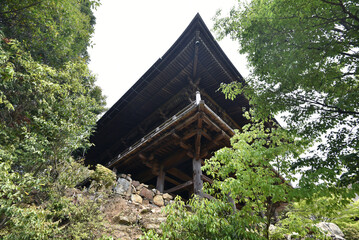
138;153;156;169
163;150;190;171
137;166;180;187
156;165;165;193
202;115;221;132
200;89;242;130
138;153;152;168
192;158;203;196
179;141;191;151
203;193;215;200
182;129;198;140
175;112;199;131
115;129;174;168
140;131;174;156
165;176;181;186
195;130;202;158
200;150;209;160
198;112;203;129
164;180;193;193
201;128;212;141
199;131;228;159
167;168;192;182
201;174;213;184
172;133;192;151
202;115;232;139
202;105;235;136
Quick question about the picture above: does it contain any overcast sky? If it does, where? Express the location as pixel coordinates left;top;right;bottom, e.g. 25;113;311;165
88;0;249;108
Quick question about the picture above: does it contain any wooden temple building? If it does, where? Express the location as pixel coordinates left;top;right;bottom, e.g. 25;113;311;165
85;14;251;199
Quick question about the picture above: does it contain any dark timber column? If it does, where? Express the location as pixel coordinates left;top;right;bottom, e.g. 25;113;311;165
192;158;203;196
156;164;165;193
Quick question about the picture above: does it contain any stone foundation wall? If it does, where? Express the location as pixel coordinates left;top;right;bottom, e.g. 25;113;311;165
113;173;174;207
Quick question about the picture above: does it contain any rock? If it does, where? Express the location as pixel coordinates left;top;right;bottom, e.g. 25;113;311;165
142;222;160;231
126;180;132;196
152;189;161;195
142;199;150;205
153;195;164;207
163;193;173;201
316;222;345;240
113;214;137;225
136;183;145;191
132;180;140;188
114;178;130;195
131;194;143;204
140;208;152;214
140;188;154;200
151;207;162;214
140;215;166;234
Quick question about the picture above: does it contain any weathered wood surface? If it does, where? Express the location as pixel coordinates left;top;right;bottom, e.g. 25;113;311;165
156;164;165;192
192;158;203;196
164;180;193;193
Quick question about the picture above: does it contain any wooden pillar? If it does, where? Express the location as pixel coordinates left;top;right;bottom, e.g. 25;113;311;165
156;164;165;193
192;158;203;196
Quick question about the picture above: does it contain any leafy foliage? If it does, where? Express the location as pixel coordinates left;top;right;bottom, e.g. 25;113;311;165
0;36;105;175
140;229;162;240
0;0;100;67
150;117;357;239
201;120;303;239
162;195;258;240
331;200;359;240
152;119;306;239
214;0;359;186
90;164;117;191
0;0;110;237
270;197;359;240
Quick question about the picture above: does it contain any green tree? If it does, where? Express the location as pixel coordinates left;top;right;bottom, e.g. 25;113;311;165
0;0;99;67
143;118;355;239
270;196;359;240
0;33;107;238
144;118;323;240
214;0;359;186
333;200;359;240
0;0;110;237
0;36;105;175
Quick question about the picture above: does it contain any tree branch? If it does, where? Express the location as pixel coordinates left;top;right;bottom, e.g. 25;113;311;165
321;0;359;23
0;1;43;15
296;96;359;116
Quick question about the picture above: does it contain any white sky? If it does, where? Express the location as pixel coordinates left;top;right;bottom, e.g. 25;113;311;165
88;0;249;108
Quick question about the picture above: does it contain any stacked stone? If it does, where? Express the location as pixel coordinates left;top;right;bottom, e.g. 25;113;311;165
113;174;174;207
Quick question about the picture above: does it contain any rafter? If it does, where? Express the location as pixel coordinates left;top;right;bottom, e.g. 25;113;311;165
164;180;193;194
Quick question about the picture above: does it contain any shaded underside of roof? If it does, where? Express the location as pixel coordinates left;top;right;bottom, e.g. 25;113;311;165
86;13;250;167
